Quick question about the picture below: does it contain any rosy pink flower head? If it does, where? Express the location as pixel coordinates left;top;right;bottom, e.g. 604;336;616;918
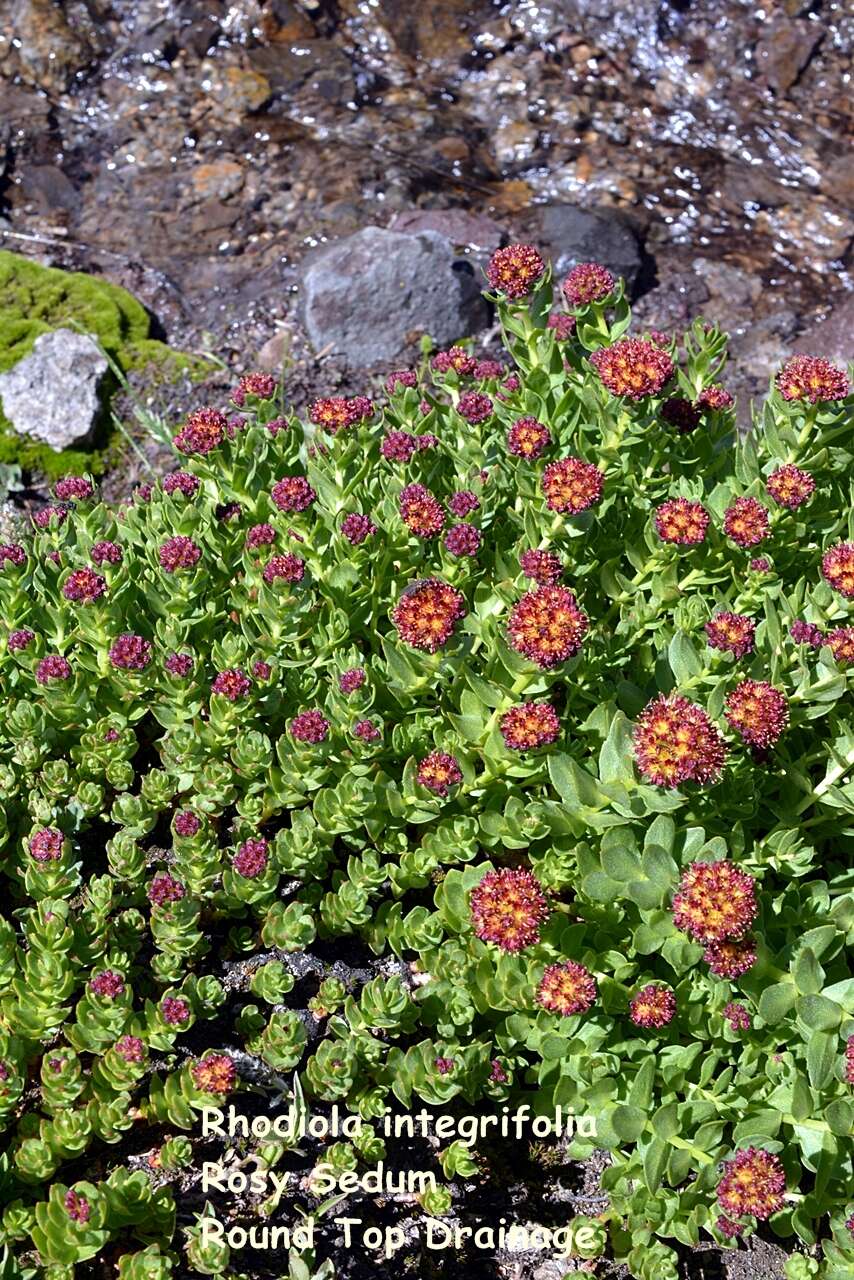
486;243;545;298
661;396;701;434
697;384;734;411
263;553;305;584
846;1035;854;1085
191;1053;236;1096
347;396;374;422
821;543;854;598
717;1148;785;1219
211;668;251;701
444;523;481;558
165;652;194;678
246;523;277;550
115;1035;145;1064
30;828;64;862
474;359;504;380
416;750;462;796
91;540;123;566
828;627;854;664
109;634;152;671
563;262;614;306
590;338;674;399
723;1002;752;1032
490;1059;508;1084
503;374;521;392
233;372;277;406
90;970;125;999
133;483;153;504
162;471;200;498
32;505;69;530
174;407;227;455
253;660;272;680
233;838;269;878
290;710;330;744
341;512;377;544
790;619;824;647
705;611;755;659
500;702;560;751
457;392;493;424
159;536;201;573
655;498;710;545
775;354;849;404
705;937;757;979
507;585;589;669
161;995;191;1025
725;680;788;749
271;475;316;513
0;543;26;568
381;430;419;462
766;464;814;510
630;984;676;1028
353;718;381;742
633;695;727;787
519;549;562;585
54;476;94;501
65;1190;91;1224
8;629;35;652
542;457;604;515
547;312;576;341
507;416;551;460
448;490;480;518
339;667;366;694
434;1056;455;1075
393;578;465;652
537;961;597;1015
36;654;71;684
174;810;201;837
724;497;770;548
672;861;757;943
309;396;355;434
148;873;185;907
400;483;445;538
432;346;477;376
216;501;242;523
62;567;107;604
750;556;771;573
470;867;549;952
385;369;417;394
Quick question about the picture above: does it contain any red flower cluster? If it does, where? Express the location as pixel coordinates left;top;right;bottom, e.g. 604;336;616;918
400;483;445;538
309;396;368;434
507;416;551;459
448;490;480;517
233;372;277;405
165;652;194;677
290;710;330;743
724;497;770;548
704;937;757;979
54;475;94;501
109;634;152;671
629;984;676;1028
263;553;305;584
432;346;477;375
847;1035;854;1085
174;407;227;455
191;1053;236;1096
212;668;251;701
775;354;849;404
148;873;185;906
705;611;755;659
828;627;854;664
507;585;589;669
90;970;125;998
821;542;854;598
486;244;545;298
353;718;381;742
115;1035;145;1063
444;523;481;557
562;262;614;307
654;498;709;545
7;629;34;652
790;619;823;647
161;995;190;1025
174;810;201;837
271;475;317;513
65;1190;91;1224
341;513;377;544
723;1002;752;1031
500;701;560;751
417;751;462;795
590;338;674;399
717;1148;785;1219
547;313;576;340
672;860;758;943
386;370;417;394
520;549;562;584
0;543;27;570
542;457;604;514
91;540;123;565
457;392;493;424
725;679;789;749
233;838;269;878
697;385;734;411
62;567;107;603
633;695;727;787
766;464;814;510
159;536;202;572
469;868;549;952
393;579;465;652
537;961;597;1015
660;397;701;434
339;667;366;694
36;654;71;684
29;828;64;862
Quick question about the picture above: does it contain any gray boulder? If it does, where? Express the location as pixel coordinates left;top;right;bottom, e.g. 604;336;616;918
299;226;490;366
532;204;643;294
0;328;108;450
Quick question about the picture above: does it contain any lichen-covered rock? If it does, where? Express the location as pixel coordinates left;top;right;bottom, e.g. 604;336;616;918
299;226;490;366
0;329;108;450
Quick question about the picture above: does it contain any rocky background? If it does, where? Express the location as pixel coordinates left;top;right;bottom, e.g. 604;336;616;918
0;0;852;463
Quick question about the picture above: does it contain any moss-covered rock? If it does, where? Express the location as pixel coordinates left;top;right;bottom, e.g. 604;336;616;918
0;251;211;481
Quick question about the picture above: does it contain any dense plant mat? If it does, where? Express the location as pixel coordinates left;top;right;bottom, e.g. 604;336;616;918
0;250;853;1279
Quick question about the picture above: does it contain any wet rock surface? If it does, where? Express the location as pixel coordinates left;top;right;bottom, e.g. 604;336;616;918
0;327;108;448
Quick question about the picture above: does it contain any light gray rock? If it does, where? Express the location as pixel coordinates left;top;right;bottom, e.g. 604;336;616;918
0;328;108;450
299;225;490;366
